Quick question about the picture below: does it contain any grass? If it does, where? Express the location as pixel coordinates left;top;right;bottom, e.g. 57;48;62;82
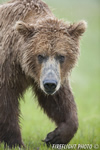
0;0;100;149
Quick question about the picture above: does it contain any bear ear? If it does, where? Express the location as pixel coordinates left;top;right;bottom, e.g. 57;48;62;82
15;21;36;37
68;21;87;37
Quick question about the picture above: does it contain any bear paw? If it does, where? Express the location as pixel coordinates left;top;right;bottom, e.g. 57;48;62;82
43;129;62;146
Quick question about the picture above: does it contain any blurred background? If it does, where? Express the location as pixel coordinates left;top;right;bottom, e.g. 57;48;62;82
0;0;100;149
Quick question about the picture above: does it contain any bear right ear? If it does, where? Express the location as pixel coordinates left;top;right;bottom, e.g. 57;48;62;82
15;21;36;37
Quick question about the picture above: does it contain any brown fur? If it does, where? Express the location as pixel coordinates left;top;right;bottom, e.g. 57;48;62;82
0;0;87;148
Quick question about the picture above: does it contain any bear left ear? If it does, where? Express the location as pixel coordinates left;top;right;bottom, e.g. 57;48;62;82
68;21;87;37
15;21;36;37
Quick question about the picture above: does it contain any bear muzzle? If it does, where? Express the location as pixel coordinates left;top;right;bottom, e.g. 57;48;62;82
40;57;61;95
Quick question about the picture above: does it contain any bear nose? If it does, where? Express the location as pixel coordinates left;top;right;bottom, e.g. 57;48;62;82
43;80;57;94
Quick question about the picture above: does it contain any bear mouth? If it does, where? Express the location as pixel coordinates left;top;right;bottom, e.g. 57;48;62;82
44;89;56;95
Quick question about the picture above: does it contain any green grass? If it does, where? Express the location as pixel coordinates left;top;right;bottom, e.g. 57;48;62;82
0;0;100;149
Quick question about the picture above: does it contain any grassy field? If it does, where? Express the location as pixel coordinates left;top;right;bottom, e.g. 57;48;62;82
0;0;100;150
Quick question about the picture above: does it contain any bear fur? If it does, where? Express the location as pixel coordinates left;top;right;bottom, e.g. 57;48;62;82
0;0;87;148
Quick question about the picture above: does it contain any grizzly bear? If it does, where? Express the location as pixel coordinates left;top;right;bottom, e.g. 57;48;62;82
0;0;87;148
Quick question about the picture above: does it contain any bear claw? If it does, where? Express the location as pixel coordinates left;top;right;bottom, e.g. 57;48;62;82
43;131;61;146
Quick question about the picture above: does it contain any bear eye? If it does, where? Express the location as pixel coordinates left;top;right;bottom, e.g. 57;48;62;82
38;55;45;63
58;55;65;63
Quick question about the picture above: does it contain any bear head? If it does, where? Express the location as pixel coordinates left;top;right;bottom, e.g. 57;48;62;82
15;18;87;95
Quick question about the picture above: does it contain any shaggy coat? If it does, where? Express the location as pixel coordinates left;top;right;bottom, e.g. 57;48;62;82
0;0;86;148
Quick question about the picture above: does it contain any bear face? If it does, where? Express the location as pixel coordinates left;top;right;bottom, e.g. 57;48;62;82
15;18;87;95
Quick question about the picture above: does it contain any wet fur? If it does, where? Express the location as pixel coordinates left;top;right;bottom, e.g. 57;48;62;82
0;0;86;148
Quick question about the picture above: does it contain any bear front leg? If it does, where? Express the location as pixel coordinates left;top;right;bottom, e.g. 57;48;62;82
35;81;78;145
0;86;23;148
